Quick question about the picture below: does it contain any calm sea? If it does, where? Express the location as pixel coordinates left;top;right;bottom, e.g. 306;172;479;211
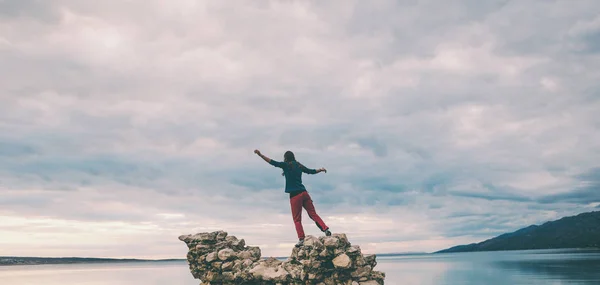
1;249;599;285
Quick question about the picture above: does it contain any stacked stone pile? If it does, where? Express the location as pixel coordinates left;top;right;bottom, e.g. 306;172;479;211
179;230;385;285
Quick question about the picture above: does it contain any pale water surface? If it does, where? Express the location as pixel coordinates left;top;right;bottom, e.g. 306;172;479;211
1;249;599;285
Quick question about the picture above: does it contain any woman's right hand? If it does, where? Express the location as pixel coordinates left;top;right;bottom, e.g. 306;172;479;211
254;149;261;155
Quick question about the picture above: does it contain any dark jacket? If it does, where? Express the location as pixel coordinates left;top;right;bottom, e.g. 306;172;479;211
269;160;317;193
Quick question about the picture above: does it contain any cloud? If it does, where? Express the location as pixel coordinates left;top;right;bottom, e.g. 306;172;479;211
0;140;37;157
0;0;599;258
538;168;600;204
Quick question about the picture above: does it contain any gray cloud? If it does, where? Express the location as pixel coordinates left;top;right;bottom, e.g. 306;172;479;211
0;0;61;22
0;0;599;257
538;168;600;204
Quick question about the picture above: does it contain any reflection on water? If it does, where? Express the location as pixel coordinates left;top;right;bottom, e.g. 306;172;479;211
380;249;600;285
1;249;599;285
492;250;600;284
0;261;197;285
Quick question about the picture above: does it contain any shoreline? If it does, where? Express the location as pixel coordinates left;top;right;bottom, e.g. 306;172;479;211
0;257;185;266
7;248;597;266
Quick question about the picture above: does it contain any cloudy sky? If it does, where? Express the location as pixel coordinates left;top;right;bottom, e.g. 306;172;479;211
1;0;599;259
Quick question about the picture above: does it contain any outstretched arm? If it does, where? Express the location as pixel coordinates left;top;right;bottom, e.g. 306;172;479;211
254;149;271;163
255;149;285;168
300;163;327;174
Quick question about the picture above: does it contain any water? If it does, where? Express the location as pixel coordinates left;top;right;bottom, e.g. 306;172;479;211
378;249;600;285
1;249;600;285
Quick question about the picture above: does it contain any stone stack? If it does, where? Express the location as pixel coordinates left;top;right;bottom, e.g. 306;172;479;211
179;231;385;285
179;231;261;283
289;234;385;284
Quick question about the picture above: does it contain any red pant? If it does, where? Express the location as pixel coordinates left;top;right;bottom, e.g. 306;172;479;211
290;191;328;240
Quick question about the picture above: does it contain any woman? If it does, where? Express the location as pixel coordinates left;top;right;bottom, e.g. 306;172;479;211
254;149;332;247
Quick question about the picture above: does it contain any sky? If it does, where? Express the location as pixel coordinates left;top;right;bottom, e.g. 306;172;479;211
0;0;599;259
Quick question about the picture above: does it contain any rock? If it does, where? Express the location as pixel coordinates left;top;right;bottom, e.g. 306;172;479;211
232;259;243;271
237;250;252;259
191;232;218;243
179;231;385;285
249;259;289;281
194;243;212;252
333;233;349;245
347;245;361;256
205;252;218;263
364;254;377;267
242;258;254;268
222;271;234;281
309;249;320;258
323;237;340;248
216;231;228;241
303;236;323;249
351;265;371;278
247;246;261;261
332;254;352;269
319;249;328;258
218;248;235;261
222;261;234;271
297;249;306;258
371;270;385;279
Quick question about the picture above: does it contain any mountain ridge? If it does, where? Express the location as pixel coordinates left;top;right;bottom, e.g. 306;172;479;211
436;211;600;253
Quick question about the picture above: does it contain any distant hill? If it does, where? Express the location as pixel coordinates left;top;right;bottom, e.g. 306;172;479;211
0;256;184;266
436;211;600;253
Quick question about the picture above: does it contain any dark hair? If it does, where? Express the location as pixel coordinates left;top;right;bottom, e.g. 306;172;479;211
284;151;295;162
282;151;297;176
